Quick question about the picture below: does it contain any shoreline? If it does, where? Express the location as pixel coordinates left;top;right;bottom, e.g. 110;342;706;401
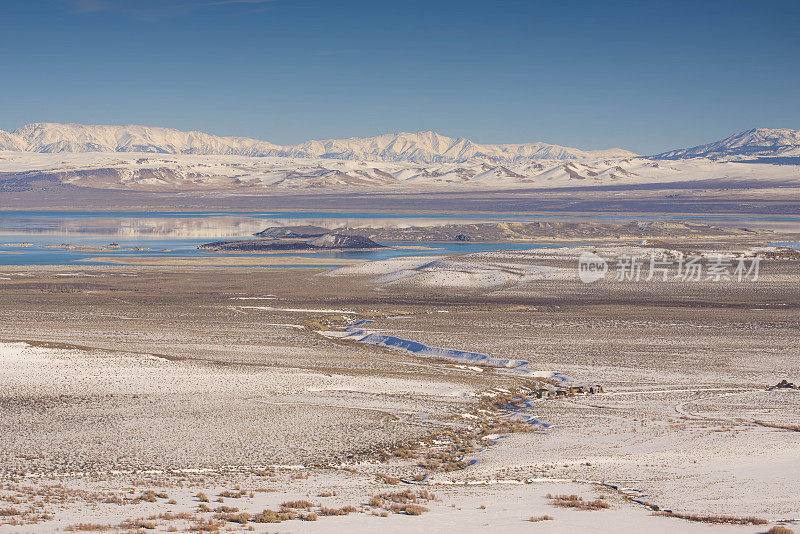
76;255;367;266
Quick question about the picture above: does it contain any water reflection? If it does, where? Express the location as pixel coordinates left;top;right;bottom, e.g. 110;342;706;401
0;213;545;239
1;211;798;239
0;211;798;267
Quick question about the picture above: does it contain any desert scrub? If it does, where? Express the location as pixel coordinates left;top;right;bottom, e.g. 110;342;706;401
375;473;401;485
157;512;197;521
64;524;111;532
652;511;767;525
369;489;435;515
188;518;224;532
213;511;249;524
767;526;795;534
319;505;357;516
251;508;296;523
529;515;554;522
388;503;429;515
213;505;238;513
137;490;167;503
196;492;209;503
119;518;156;529
281;500;315;510
379;443;419;461
547;494;610;511
376;489;436;504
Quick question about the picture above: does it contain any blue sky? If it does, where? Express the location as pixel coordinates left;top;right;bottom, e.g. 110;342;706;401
1;0;798;153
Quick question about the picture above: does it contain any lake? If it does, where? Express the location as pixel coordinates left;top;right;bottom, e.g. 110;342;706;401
1;211;797;266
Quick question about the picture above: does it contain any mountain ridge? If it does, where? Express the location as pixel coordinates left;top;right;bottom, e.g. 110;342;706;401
652;127;800;160
0;122;635;164
2;123;799;165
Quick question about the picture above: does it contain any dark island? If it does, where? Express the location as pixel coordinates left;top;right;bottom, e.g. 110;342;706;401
197;230;385;253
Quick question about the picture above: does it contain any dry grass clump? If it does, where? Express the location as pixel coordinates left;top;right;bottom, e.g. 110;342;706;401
375;473;401;485
251;508;297;523
65;524;111;531
416;454;472;472
388;503;428;515
375;489;436;504
317;491;336;497
157;512;196;521
250;506;319;523
196;492;209;503
281;500;315;510
652;511;768;525
213;511;249;524
213;505;238;513
368;489;435;516
119;518;157;529
547;494;610;511
379;443;419;461
218;490;245;499
0;508;21;516
529;515;554;522
767;526;795;534
318;505;357;516
187;518;224;532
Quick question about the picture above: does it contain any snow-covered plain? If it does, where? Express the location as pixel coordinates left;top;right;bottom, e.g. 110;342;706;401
1;250;799;532
2;149;799;191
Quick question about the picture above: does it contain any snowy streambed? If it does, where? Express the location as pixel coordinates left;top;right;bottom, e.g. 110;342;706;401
319;320;570;383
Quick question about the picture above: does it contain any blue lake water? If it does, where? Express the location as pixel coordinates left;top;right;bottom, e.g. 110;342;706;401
1;211;797;266
0;235;572;267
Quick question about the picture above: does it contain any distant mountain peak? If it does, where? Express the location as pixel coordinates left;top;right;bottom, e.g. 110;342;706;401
652;127;800;160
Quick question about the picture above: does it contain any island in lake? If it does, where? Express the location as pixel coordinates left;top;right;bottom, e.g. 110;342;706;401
197;228;385;253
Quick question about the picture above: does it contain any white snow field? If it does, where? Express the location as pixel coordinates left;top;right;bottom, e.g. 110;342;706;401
1;246;799;532
328;255;572;290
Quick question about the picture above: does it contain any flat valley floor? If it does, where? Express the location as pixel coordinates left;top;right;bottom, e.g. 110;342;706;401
1;245;798;532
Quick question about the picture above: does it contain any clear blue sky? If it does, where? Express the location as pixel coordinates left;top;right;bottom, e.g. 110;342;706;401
1;0;798;153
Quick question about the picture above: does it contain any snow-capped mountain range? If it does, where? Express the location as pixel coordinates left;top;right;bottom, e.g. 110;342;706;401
0;123;635;163
652;128;800;160
2;122;799;163
0;123;798;192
